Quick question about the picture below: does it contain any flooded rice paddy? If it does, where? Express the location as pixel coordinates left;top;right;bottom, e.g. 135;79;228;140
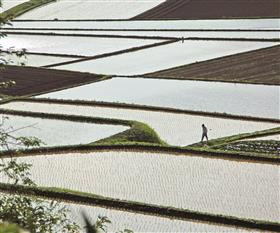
64;202;259;232
4;151;278;222
9;29;279;40
9;19;280;30
51;41;278;75
0;114;127;149
1;34;158;57
1;52;76;66
38;77;280;119
2;101;278;146
17;0;164;20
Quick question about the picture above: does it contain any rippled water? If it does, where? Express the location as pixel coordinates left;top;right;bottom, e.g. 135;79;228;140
0;114;127;149
4;151;278;221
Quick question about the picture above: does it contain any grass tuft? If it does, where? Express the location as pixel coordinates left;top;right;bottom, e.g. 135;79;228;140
93;121;167;146
0;0;56;20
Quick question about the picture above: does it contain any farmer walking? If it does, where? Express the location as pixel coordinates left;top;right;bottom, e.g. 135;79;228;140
201;124;208;142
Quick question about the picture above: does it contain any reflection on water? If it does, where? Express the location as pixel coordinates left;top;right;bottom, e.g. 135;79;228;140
38;77;280;119
10;18;280;30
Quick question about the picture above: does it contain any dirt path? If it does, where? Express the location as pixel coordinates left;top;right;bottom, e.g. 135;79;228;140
145;45;280;85
133;0;280;19
0;65;102;96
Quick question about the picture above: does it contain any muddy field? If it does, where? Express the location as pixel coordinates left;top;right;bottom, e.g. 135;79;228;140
0;66;101;96
134;0;280;20
146;45;280;85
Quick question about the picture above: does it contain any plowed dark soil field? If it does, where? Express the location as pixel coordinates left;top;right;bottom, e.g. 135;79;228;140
134;0;280;20
0;66;102;96
146;45;280;85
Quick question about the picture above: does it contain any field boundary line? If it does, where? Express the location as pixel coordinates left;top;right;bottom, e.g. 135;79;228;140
3;31;176;40
4;31;280;42
1;50;87;59
0;183;279;232
1;139;279;164
42;39;178;68
11;98;280;124
4;28;280;32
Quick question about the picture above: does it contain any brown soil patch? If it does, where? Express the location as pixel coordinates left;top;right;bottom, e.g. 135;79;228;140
146;45;280;85
0;65;102;96
133;0;280;20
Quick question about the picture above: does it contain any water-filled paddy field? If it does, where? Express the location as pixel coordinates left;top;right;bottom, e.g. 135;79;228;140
2;52;76;66
50;41;278;75
16;0;164;20
9;19;280;30
2;101;278;146
37;77;279;119
2;4;280;230
4;151;278;222
0;114;127;149
1;34;159;57
64;202;259;232
9;30;279;40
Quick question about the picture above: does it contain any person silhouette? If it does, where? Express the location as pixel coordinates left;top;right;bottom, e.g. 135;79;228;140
201;124;208;142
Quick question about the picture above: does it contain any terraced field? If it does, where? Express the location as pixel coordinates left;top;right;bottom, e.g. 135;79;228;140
0;1;279;232
65;202;258;233
133;0;280;19
147;45;280;85
17;0;164;20
1;100;278;146
0;114;127;149
38;77;279;119
1;151;278;222
1;34;160;57
47;41;279;75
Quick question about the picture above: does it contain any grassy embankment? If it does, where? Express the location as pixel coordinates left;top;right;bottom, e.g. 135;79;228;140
0;183;279;232
0;99;278;162
189;127;280;158
0;0;56;20
0;108;166;147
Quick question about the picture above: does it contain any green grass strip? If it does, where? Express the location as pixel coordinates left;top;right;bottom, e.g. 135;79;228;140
190;127;280;149
0;183;279;232
0;108;278;163
94;121;167;145
0;108;166;146
0;0;56;20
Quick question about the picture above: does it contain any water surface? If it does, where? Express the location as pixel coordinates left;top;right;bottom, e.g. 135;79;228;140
38;77;280;119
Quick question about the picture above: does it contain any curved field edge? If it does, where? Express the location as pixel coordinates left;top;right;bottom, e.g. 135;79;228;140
0;183;279;232
185;127;280;160
0;108;166;146
0;100;279;163
190;127;280;149
0;0;56;20
4;98;280;123
1;140;279;164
